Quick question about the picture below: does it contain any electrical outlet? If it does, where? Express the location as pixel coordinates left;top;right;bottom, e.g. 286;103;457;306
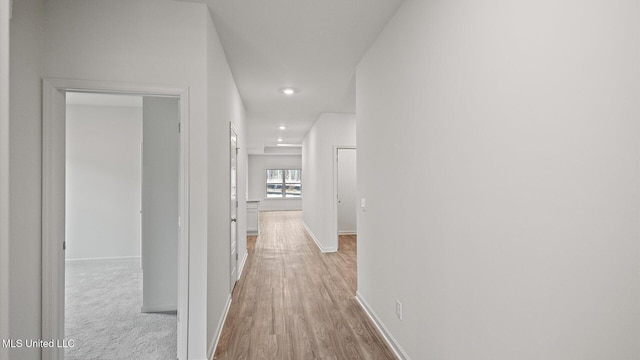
395;299;403;320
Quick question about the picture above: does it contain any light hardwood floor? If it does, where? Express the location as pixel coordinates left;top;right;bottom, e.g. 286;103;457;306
214;211;396;360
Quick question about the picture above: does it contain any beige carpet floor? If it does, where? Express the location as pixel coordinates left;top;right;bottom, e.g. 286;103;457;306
65;257;177;360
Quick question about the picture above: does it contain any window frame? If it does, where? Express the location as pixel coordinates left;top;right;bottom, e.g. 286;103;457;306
265;169;302;199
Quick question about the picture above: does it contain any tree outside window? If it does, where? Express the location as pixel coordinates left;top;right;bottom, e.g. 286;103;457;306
266;169;301;198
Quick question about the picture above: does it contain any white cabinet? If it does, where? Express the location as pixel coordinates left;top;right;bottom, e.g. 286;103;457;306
247;200;260;235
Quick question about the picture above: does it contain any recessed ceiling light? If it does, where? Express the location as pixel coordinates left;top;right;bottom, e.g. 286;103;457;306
280;87;298;96
279;125;286;130
277;138;283;142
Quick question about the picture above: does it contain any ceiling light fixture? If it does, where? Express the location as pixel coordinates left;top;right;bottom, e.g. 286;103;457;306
277;138;283;142
279;125;286;130
280;87;298;96
277;144;302;147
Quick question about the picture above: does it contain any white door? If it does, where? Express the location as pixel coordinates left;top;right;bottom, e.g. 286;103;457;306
337;148;357;234
230;125;238;291
141;96;180;312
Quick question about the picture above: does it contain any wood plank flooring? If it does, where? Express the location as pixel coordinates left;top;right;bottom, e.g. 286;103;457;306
214;211;396;360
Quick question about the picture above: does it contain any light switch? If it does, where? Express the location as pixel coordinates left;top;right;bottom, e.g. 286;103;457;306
361;198;367;212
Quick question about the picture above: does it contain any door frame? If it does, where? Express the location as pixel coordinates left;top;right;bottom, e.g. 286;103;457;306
42;78;191;360
332;145;356;251
0;0;10;356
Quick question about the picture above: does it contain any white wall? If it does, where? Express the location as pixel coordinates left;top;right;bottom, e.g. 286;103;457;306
205;11;248;359
302;113;355;252
43;0;247;358
9;0;44;358
356;1;640;359
248;155;302;211
66;103;142;260
0;0;11;355
141;97;180;312
337;148;356;234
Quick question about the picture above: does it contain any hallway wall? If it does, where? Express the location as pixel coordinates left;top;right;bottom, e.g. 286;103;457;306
205;12;248;358
8;0;44;358
43;1;210;356
40;0;247;358
0;0;9;354
302;113;355;252
356;1;640;359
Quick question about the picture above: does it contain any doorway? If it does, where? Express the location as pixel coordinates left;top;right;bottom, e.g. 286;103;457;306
333;147;357;250
337;148;357;236
64;93;179;359
42;79;190;360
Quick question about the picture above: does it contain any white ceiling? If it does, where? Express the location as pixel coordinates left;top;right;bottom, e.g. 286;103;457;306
192;0;405;153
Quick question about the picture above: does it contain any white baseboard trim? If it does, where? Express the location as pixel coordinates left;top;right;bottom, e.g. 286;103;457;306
238;251;249;279
208;294;232;360
247;230;259;235
65;255;141;262
355;291;410;360
338;231;357;235
141;304;177;313
302;220;337;253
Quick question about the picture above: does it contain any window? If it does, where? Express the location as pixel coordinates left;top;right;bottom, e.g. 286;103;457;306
266;169;301;198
